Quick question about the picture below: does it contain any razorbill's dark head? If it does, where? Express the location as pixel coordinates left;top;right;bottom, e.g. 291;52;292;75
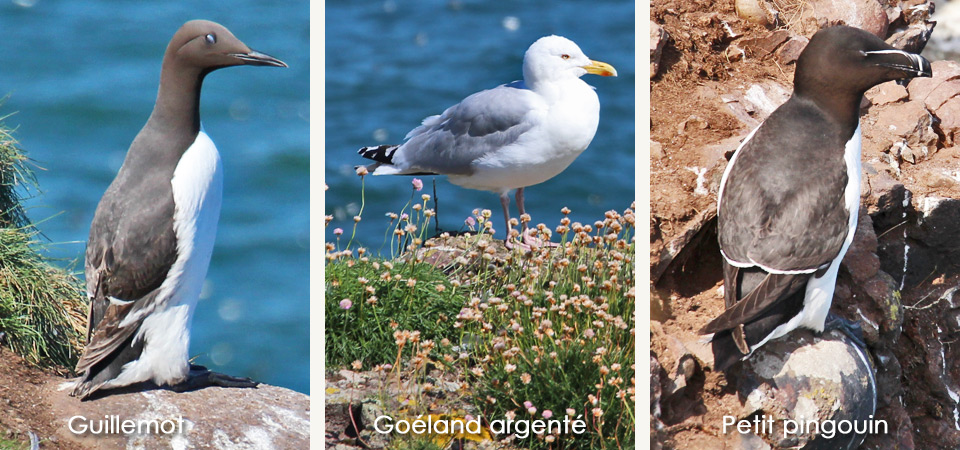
795;26;931;99
791;26;931;128
165;20;288;73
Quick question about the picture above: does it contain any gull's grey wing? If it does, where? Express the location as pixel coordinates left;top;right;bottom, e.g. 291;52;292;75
394;80;545;174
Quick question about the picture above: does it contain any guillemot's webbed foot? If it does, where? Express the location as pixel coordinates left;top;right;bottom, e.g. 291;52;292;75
824;312;866;349
171;366;259;392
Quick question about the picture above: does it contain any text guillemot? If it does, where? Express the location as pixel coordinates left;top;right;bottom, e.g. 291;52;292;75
67;415;185;435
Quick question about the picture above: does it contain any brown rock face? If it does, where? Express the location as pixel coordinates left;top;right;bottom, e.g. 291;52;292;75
791;0;889;37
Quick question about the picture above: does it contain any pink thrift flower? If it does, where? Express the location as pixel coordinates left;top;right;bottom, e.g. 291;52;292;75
412;178;424;191
465;216;476;227
339;299;353;309
523;400;533;409
333;228;344;236
542;410;553;419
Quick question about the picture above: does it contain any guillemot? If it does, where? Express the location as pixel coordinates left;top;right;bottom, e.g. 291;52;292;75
357;35;616;248
702;26;931;371
71;20;286;399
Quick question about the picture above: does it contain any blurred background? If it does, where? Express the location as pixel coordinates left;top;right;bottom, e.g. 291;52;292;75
0;1;309;394
325;0;636;247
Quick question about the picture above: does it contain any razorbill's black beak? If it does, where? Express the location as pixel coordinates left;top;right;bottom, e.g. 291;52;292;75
864;49;931;86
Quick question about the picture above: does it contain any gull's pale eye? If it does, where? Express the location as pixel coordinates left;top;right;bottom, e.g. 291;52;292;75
561;54;570;60
205;33;217;44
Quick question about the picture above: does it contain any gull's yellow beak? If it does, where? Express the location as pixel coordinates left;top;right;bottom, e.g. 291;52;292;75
584;59;617;77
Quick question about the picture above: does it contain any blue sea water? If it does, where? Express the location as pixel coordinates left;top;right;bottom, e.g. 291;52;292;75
0;1;309;394
325;1;636;248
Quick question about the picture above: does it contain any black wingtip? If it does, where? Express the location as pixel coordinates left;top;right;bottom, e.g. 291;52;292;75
358;145;399;164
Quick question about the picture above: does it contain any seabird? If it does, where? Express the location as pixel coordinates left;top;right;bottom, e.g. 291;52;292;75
701;26;931;371
357;35;616;248
71;20;286;399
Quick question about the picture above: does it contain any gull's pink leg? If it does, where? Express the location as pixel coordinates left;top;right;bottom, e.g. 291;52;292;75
516;187;558;248
500;192;519;249
516;188;528;234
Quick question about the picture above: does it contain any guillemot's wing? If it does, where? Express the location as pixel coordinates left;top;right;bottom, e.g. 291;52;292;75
76;179;178;376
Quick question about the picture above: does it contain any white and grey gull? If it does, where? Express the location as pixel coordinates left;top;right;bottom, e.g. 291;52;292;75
701;26;931;371
357;35;616;248
70;20;287;400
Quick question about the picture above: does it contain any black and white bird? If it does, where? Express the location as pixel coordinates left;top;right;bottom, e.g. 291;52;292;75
357;35;616;248
70;20;286;399
701;26;931;371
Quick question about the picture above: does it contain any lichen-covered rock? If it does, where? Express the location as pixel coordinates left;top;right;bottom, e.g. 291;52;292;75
736;330;877;449
44;381;309;450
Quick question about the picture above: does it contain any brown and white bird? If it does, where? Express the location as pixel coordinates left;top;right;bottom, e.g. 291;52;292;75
702;26;931;371
71;20;286;399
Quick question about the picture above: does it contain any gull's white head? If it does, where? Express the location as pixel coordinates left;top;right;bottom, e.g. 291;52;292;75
522;35;617;85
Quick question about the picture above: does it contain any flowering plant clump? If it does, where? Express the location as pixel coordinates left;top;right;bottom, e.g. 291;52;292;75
327;172;635;449
452;205;636;449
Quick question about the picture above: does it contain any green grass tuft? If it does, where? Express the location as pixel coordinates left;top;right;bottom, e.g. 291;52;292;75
325;257;463;366
0;116;86;370
0;432;28;450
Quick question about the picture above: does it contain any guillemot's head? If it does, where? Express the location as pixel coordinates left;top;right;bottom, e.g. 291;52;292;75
164;20;287;73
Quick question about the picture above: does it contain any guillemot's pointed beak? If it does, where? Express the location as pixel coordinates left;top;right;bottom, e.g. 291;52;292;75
584;59;617;77
231;50;288;68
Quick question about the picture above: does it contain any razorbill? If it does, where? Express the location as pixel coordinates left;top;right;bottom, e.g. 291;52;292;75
701;26;931;371
71;20;286;399
357;35;616;248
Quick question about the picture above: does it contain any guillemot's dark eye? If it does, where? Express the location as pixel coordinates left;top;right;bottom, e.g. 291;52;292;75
205;33;217;44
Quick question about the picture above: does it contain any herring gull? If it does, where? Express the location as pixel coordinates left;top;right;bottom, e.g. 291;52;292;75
358;35;616;248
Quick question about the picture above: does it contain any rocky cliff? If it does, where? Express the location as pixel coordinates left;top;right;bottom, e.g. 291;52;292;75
651;0;960;448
